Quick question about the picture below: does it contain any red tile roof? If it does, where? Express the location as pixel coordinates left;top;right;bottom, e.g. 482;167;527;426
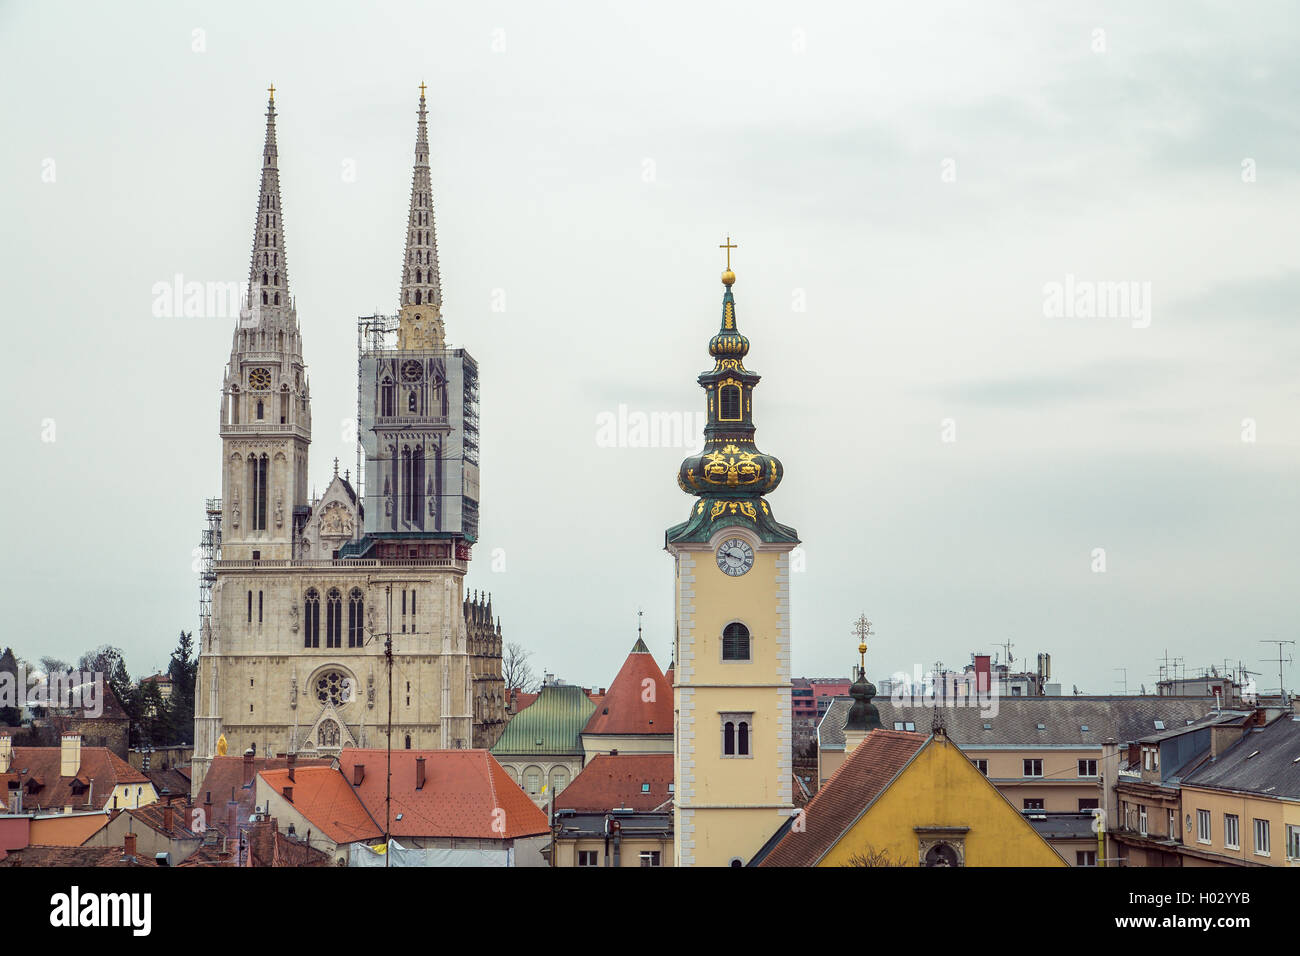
758;730;927;867
0;844;156;867
195;755;332;838
178;817;332;867
124;801;200;841
260;766;382;846
555;754;673;812
582;642;673;736
8;746;150;812
337;749;549;840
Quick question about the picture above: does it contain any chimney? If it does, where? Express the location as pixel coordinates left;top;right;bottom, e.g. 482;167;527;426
415;756;426;790
353;764;365;787
226;800;237;833
242;750;255;788
123;832;137;859
60;734;81;777
282;785;294;803
287;752;296;782
163;804;174;833
0;735;11;773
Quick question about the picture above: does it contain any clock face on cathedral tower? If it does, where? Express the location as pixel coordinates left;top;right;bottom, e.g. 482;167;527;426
248;367;271;390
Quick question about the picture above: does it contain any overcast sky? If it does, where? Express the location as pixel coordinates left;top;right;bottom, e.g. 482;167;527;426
1;1;1296;696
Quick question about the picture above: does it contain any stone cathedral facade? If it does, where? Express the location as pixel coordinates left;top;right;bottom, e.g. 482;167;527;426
192;89;506;795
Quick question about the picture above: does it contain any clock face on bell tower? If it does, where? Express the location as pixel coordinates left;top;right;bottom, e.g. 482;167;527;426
666;242;800;868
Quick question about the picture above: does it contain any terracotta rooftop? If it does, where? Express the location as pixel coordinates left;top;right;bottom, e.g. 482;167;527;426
195;754;332;838
178;817;332;867
0;843;156;867
259;766;382;846
8;745;150;812
124;801;200;841
337;749;549;840
581;639;673;737
555;754;673;812
757;730;928;867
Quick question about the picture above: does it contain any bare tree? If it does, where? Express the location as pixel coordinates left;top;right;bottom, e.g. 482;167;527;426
502;642;539;694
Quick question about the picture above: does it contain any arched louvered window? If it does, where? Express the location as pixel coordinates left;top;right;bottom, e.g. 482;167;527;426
720;384;742;421
381;377;395;417
262;270;268;286
722;622;750;661
415;290;422;304
249;454;268;530
261;291;268;304
304;589;320;648
348;588;364;647
326;588;342;648
412;446;424;526
401;446;413;522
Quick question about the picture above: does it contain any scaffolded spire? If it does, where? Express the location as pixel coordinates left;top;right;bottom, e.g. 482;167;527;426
397;84;445;350
246;84;292;326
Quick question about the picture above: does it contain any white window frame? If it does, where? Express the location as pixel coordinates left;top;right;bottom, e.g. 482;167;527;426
720;712;754;759
1139;805;1148;837
577;850;599;867
1286;824;1300;861
972;759;988;776
1077;759;1097;777
1196;809;1211;845
639;850;661;867
1224;813;1240;850
1253;818;1270;857
1023;758;1043;777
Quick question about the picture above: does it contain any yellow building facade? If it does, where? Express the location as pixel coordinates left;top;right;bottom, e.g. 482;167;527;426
667;249;800;867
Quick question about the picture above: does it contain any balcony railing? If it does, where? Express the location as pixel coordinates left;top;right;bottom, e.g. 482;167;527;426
216;557;466;570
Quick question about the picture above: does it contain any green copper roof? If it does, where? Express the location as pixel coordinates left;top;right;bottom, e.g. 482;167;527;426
490;684;596;757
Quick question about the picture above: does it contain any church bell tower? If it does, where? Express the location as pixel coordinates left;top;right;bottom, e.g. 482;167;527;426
218;85;312;562
667;241;800;867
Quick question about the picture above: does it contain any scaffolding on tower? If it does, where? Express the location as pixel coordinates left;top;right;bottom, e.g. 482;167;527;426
198;496;222;631
356;313;400;500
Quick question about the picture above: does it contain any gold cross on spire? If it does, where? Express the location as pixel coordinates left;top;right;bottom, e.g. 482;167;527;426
267;83;275;102
719;235;737;271
419;81;427;98
853;613;874;673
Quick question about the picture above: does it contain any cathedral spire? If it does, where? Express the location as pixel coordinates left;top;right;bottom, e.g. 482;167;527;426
244;84;292;326
397;83;444;350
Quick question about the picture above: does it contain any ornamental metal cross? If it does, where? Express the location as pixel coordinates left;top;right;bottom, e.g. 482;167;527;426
719;235;737;271
268;83;275;102
419;81;427;98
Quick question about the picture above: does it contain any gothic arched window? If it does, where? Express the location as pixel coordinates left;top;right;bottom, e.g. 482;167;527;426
348;588;364;648
401;446;413;523
249;454;268;530
738;721;750;755
261;291;267;304
303;589;320;648
408;389;418;413
256;399;264;420
722;622;750;661
380;376;395;418
719;384;742;421
326;588;342;648
724;721;736;755
262;270;268;286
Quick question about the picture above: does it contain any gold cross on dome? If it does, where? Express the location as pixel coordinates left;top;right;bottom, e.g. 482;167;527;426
419;81;427;98
267;83;275;102
719;235;737;271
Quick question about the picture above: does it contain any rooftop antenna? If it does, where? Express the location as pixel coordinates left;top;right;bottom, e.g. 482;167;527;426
1259;639;1295;698
1113;667;1128;695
